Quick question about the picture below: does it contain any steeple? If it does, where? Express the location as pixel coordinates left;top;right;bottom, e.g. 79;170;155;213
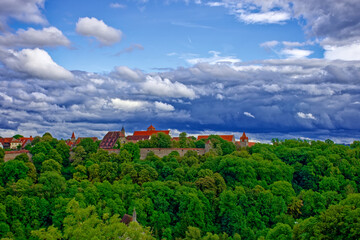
121;126;125;136
240;132;248;142
71;132;75;141
132;208;137;223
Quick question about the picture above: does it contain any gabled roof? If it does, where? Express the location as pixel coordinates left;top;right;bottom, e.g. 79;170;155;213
100;131;125;149
248;142;256;147
197;135;235;142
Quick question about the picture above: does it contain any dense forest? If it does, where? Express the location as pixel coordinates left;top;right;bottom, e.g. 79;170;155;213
0;133;360;239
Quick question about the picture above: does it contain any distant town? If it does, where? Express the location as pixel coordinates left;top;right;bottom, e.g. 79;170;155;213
0;125;255;160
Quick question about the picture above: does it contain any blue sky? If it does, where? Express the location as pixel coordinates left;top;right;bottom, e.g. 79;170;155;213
0;0;360;143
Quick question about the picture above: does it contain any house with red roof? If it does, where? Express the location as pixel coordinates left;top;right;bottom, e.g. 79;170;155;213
0;138;12;149
124;125;170;143
100;127;126;149
133;125;170;137
197;135;235;143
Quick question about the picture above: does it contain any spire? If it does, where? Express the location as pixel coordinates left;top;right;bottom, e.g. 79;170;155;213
71;132;75;140
132;208;137;223
121;126;125;136
240;132;248;142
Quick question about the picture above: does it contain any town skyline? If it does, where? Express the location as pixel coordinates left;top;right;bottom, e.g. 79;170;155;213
0;1;360;143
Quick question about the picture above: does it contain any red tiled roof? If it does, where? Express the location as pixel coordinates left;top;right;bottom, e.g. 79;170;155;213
248;142;256;147
197;135;235;142
133;130;170;136
240;132;248;141
0;138;13;144
19;137;34;148
100;131;125;149
147;125;155;131
71;132;75;139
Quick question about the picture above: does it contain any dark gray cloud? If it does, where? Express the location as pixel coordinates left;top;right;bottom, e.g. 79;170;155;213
1;58;360;143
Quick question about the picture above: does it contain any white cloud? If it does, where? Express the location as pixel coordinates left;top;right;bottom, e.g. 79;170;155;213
281;48;313;59
0;48;73;80
142;75;196;99
111;98;149;112
187;51;241;65
0;0;47;25
0;27;70;48
260;40;279;48
76;17;122;46
155;101;175;111
110;3;126;8
324;42;360;61
216;93;224;100
115;66;144;82
297;112;316;120
244;112;255;118
239;11;290;24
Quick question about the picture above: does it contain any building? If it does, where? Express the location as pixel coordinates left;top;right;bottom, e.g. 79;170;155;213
100;129;126;149
237;132;256;147
197;135;236;143
120;208;137;225
133;125;170;137
124;125;170;143
0;138;12;149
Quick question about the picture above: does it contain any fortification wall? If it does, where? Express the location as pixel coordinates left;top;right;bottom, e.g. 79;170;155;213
4;150;32;162
140;148;206;159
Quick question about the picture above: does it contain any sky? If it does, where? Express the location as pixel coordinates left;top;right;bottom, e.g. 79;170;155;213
0;0;360;143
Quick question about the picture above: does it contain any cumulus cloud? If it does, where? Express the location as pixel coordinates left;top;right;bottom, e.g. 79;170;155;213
1;53;360;142
155;101;175;111
297;112;316;120
142;75;196;99
239;11;290;24
76;17;122;45
281;48;313;59
323;43;360;61
0;27;70;48
0;0;47;25
114;66;144;82
111;98;149;112
0;48;73;80
244;112;255;118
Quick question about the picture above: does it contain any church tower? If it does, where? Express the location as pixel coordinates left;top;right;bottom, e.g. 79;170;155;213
121;126;125;136
71;132;76;141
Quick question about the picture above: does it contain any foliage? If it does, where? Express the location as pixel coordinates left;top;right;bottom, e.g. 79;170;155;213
0;137;359;239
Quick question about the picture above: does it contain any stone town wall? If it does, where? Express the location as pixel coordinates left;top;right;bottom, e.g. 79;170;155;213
4;150;32;162
140;148;206;159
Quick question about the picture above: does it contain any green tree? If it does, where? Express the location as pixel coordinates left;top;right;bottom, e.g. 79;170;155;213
121;142;140;160
266;223;292;240
38;171;66;198
150;133;172;148
0;160;29;186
